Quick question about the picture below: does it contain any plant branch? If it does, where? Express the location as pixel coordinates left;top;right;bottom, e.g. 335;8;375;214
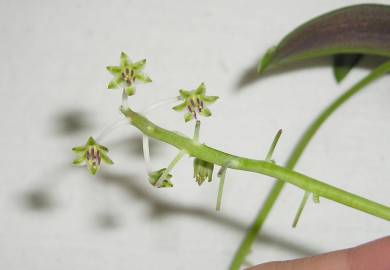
121;104;390;221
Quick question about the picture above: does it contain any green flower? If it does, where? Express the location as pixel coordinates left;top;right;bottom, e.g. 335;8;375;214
193;158;214;186
106;52;152;96
149;168;173;188
72;137;113;175
173;82;219;122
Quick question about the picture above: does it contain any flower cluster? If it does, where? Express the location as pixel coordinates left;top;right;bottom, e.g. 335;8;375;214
106;52;152;96
173;82;219;122
72;137;113;175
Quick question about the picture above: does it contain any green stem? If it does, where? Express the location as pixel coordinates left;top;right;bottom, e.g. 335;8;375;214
194;120;201;142
156;119;201;187
157;150;186;187
265;129;282;162
292;191;310;228
216;167;228;211
229;59;390;270
121;107;390;220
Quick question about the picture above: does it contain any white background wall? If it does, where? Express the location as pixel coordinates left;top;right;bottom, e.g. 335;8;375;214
1;0;390;269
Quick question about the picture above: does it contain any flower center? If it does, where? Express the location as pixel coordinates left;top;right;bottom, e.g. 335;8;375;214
121;68;135;85
187;97;204;119
86;146;101;166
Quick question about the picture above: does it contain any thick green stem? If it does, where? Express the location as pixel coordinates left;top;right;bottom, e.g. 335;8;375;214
229;59;390;270
121;104;390;221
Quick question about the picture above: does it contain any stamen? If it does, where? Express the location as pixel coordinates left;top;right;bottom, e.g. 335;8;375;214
125;68;130;74
96;151;101;165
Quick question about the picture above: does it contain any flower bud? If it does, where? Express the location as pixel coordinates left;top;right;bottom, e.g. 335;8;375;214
149;168;173;188
193;158;214;185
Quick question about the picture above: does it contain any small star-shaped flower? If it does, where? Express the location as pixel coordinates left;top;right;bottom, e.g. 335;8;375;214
172;82;219;122
106;52;152;96
72;136;113;175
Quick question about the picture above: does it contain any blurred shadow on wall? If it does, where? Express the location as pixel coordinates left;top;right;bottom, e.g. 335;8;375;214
52;109;95;135
235;55;389;91
18;108;320;257
96;171;321;257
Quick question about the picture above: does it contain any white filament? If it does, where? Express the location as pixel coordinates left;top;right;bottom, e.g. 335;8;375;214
95;118;128;143
141;96;180;174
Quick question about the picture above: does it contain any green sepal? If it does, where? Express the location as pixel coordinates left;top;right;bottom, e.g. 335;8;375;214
106;66;122;75
108;78;122;89
100;151;114;164
72;146;86;153
133;59;146;71
184;113;193;122
86;136;97;145
73;156;86;166
135;73;152;83
97;145;109;152
179;89;191;98
88;164;99;175
172;102;187;112
120;52;130;66
195;82;206;95
202;96;219;104
200;108;211;117
125;85;136;96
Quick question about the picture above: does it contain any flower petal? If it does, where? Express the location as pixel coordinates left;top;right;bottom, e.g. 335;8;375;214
100;151;114;164
125;85;136;96
106;66;122;75
203;95;219;104
172;102;187;112
120;52;131;66
179;89;191;98
108;77;123;89
87;137;97;145
195;82;206;95
184;113;193;122
97;144;109;152
135;73;152;83
200;108;212;117
72;146;86;153
73;156;86;166
133;59;146;71
87;163;100;175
